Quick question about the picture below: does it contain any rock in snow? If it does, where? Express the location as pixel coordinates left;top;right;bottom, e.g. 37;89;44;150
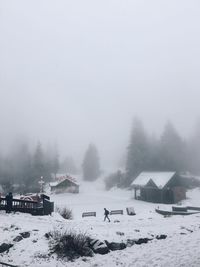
89;239;109;255
13;235;23;242
105;241;126;251
0;243;13;253
20;232;30;238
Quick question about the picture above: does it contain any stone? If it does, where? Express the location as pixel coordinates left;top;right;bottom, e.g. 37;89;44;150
89;239;109;255
135;238;152;245
126;239;136;247
20;232;30;238
116;231;125;236
0;243;13;253
106;241;126;251
82;258;89;262
13;236;23;242
156;235;167;240
44;232;52;239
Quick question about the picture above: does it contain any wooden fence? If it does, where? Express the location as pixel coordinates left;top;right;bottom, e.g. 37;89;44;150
0;195;54;216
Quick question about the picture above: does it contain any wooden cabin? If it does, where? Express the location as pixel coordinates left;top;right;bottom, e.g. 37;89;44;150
50;175;79;194
131;172;186;204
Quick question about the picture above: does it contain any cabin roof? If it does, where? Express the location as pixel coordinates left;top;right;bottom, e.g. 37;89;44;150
49;175;79;188
131;172;176;189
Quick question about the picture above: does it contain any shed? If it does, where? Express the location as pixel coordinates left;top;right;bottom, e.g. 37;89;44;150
50;175;79;194
131;172;186;204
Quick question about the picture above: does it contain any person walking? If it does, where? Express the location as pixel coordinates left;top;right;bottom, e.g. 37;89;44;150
104;208;110;222
5;192;13;213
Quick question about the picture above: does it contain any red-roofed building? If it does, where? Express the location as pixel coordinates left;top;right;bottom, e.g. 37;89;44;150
50;175;79;194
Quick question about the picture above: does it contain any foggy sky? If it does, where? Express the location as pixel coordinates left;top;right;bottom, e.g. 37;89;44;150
0;0;200;168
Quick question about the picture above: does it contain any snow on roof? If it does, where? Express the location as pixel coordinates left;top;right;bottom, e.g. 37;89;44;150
50;175;79;187
49;181;59;187
131;172;176;189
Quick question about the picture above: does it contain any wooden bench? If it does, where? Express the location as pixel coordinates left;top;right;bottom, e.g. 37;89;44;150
126;207;136;216
82;212;96;218
187;206;200;211
110;210;123;215
0;262;19;267
172;206;187;212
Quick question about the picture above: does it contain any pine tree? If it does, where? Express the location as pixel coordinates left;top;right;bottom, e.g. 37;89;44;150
14;143;32;187
46;144;60;178
51;152;59;178
159;121;186;172
187;119;200;174
32;142;47;184
125;118;149;185
1;142;32;191
147;134;160;171
82;144;100;181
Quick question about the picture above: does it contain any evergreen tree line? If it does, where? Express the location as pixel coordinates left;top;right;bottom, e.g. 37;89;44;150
1;118;200;192
0;142;77;193
0;139;100;193
124;118;200;186
82;144;101;181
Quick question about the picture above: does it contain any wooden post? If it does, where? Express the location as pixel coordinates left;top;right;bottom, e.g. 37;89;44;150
134;188;137;199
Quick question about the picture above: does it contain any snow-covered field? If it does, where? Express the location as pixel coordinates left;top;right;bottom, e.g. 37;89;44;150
1;179;200;267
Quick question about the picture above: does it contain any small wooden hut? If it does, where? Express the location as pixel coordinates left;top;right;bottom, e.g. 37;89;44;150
131;172;186;204
50;175;79;194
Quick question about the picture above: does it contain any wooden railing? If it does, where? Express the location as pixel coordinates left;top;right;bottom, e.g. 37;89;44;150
0;196;53;216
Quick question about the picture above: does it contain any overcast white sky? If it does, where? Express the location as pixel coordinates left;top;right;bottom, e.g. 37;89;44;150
0;0;200;168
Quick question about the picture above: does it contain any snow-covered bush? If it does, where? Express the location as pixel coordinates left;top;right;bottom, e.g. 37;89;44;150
48;230;93;260
56;206;73;220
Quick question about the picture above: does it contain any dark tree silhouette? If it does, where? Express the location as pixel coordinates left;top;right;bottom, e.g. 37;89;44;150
125;118;149;186
187;119;200;174
82;144;100;181
159;121;186;172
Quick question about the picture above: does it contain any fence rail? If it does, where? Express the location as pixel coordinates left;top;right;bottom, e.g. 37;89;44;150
0;196;54;216
0;261;19;267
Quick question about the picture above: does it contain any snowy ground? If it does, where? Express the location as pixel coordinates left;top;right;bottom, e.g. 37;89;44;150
1;179;200;267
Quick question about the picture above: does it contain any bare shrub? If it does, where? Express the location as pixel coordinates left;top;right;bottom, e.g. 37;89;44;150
49;230;93;260
56;206;73;220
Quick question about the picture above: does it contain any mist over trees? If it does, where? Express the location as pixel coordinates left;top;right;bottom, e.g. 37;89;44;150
82;144;100;181
187;119;200;174
123;118;200;187
158;122;187;172
0;139;101;194
126;118;149;186
0;141;61;193
0;116;200;192
59;156;78;174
